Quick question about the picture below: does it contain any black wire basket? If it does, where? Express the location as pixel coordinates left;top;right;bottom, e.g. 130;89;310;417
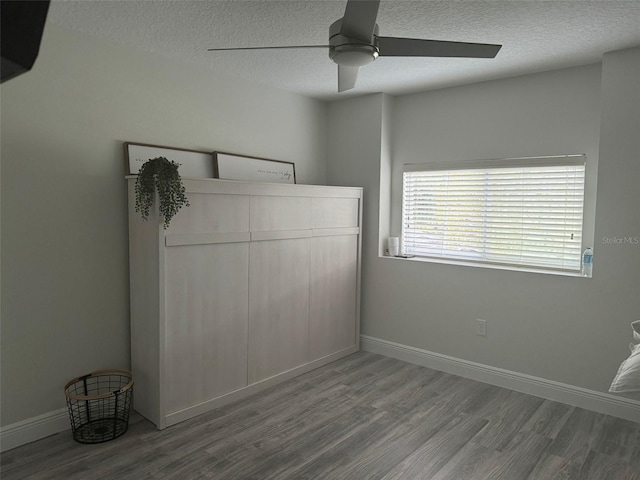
64;369;134;444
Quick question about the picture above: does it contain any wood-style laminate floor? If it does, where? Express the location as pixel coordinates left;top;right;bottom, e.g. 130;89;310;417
2;352;639;479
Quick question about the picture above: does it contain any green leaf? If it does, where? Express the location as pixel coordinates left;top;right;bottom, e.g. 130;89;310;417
134;157;189;229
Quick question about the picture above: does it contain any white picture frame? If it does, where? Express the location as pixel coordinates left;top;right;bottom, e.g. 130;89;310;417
125;142;214;178
213;152;296;184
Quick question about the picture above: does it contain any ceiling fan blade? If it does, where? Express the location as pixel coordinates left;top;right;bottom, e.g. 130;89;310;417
338;65;359;92
377;37;502;58
340;0;380;41
208;45;328;52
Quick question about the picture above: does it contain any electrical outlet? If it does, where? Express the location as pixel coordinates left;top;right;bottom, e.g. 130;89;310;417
475;319;487;336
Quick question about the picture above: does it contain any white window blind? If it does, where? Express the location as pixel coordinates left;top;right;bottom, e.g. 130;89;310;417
402;155;586;272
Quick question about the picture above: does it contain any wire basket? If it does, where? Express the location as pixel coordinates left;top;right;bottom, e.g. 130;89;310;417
64;369;134;444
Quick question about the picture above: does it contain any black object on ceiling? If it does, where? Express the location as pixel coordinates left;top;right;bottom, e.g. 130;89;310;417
1;0;51;84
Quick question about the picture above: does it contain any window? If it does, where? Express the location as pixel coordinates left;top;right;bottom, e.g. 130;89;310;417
402;155;586;273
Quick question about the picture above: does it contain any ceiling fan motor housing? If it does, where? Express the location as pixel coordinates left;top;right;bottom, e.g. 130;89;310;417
329;18;379;67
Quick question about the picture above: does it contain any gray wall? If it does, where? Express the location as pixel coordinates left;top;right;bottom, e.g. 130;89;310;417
2;19;638;430
594;47;640;373
1;24;328;426
327;58;640;394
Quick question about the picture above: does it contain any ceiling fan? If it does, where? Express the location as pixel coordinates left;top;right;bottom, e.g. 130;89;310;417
208;0;501;93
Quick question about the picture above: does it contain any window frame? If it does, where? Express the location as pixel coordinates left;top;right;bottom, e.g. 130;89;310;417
400;155;587;275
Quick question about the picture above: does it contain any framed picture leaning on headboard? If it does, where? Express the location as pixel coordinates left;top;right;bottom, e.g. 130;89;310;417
213;152;296;184
124;142;214;178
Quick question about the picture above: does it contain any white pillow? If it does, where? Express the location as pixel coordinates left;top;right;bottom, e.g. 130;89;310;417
610;335;640;393
633;320;640;343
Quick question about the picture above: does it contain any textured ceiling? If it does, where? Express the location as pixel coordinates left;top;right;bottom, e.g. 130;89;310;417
47;0;640;101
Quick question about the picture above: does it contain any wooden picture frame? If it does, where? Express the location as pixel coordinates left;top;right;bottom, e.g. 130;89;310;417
213;152;296;184
124;142;214;178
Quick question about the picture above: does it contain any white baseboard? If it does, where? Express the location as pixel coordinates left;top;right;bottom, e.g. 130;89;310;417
1;408;69;453
4;338;638;451
361;335;640;423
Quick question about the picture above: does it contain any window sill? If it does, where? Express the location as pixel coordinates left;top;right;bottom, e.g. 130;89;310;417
378;254;591;278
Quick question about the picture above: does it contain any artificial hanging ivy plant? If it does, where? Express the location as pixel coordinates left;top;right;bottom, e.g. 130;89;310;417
134;157;189;229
